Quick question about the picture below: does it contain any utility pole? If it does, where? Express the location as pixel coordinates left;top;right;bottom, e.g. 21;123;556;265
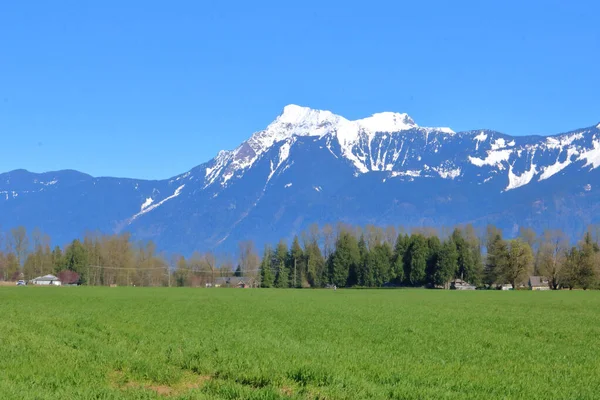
294;258;297;288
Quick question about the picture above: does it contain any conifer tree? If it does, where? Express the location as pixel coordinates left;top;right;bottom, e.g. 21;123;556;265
406;234;428;286
64;239;89;284
52;246;64;274
329;230;360;287
274;240;289;288
452;228;475;282
371;242;393;286
425;236;441;285
392;234;409;283
484;228;508;286
289;236;303;288
260;245;274;288
578;232;598;290
355;235;370;286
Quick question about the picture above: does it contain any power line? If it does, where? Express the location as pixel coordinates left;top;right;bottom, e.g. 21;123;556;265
87;264;262;273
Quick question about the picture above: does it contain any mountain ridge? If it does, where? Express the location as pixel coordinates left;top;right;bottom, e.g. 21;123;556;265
1;105;600;254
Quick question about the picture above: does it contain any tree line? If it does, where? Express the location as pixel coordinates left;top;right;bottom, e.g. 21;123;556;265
1;224;599;289
260;224;600;290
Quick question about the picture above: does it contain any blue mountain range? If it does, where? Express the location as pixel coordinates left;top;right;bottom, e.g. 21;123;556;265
2;105;600;254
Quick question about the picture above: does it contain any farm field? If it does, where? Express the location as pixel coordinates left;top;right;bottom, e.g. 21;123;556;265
1;288;600;399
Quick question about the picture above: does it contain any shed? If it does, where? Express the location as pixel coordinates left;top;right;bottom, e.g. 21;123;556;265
31;274;62;286
529;276;550;291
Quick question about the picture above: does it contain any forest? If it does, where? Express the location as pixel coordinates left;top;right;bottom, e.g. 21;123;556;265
1;223;599;290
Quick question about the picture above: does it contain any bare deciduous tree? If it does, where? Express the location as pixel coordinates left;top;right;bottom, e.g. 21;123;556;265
537;229;569;289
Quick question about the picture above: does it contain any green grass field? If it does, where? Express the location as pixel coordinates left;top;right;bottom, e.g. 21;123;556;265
1;288;600;399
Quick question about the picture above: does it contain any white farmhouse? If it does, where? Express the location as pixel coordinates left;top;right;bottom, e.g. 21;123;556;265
31;274;62;286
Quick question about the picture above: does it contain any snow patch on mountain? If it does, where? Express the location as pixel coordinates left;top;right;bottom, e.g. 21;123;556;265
469;149;512;169
266;140;293;185
141;197;154;211
491;138;515;150
423;127;455;135
129;185;185;223
506;163;537;191
545;132;584;149
474;132;488;150
433;166;461;179
539;148;579;180
578;140;600;169
391;170;421;178
204;151;233;188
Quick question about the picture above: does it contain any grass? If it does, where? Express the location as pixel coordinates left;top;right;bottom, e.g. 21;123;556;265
1;287;600;399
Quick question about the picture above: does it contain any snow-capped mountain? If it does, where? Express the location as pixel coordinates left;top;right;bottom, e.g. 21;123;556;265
2;105;600;254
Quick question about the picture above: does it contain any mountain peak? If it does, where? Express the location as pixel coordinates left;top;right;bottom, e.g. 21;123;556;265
276;104;342;126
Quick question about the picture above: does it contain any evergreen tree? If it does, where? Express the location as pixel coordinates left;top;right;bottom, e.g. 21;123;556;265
274;240;289;288
355;235;371;286
64;239;89;283
371;242;393;286
484;229;509;286
452;228;475;282
52;246;64;274
578;232;598;290
392;234;409;283
289;236;304;288
405;234;428;286
469;238;484;286
274;260;289;288
435;239;458;288
329;231;360;287
260;245;274;288
425;236;441;285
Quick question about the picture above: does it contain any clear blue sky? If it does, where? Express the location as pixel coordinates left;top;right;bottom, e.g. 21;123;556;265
1;0;599;179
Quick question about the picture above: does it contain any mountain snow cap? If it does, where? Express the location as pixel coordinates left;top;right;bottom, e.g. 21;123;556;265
356;111;417;133
276;104;341;126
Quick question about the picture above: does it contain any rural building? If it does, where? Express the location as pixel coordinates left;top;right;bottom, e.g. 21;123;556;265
215;277;256;288
30;274;62;286
450;279;476;290
494;283;513;290
529;276;550;291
